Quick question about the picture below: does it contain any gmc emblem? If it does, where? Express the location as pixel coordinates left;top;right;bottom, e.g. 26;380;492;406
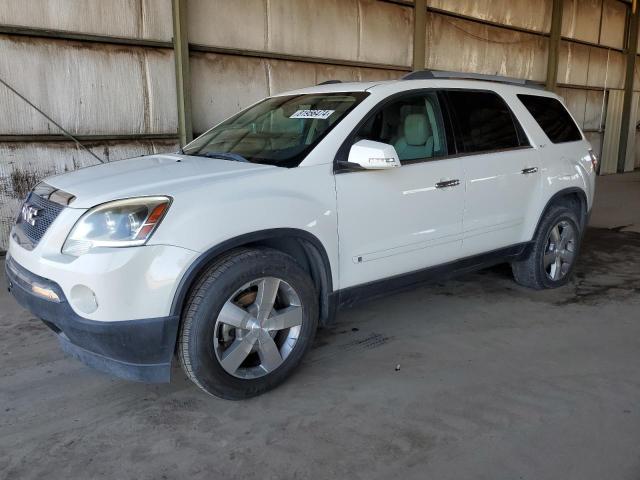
21;203;40;227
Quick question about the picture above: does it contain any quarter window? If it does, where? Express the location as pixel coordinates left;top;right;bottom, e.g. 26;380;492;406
517;94;582;144
354;92;449;163
446;90;528;153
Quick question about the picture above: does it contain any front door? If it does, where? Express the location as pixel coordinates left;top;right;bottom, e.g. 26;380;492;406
335;91;465;289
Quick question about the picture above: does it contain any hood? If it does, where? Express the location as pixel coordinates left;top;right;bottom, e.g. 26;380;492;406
45;154;275;208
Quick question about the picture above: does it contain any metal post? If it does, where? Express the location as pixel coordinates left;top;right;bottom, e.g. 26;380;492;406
545;0;563;91
172;0;193;147
413;0;426;71
618;0;639;173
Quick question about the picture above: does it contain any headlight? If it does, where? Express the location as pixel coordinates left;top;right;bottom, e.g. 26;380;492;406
62;196;171;257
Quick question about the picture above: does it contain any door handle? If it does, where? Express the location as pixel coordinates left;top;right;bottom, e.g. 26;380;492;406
521;167;538;174
435;179;460;189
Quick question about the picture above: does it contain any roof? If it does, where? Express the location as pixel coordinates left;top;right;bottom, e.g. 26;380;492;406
275;70;554;99
275;81;388;95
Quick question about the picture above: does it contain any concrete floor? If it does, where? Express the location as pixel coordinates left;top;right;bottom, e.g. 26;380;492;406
1;173;640;480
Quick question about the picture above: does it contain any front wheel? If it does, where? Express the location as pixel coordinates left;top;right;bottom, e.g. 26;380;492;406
512;205;582;289
178;248;318;399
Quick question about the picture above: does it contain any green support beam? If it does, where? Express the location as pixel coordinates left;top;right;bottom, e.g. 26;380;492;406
546;0;563;91
172;0;193;147
618;0;639;173
413;0;426;71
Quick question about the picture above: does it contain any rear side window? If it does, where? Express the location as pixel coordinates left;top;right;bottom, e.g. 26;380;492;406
517;94;582;143
445;90;529;153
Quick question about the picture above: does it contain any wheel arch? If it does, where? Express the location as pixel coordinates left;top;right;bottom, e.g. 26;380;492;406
170;228;335;326
532;187;588;239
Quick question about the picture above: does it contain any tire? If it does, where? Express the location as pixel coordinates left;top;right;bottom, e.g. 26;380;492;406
511;205;582;290
178;248;318;399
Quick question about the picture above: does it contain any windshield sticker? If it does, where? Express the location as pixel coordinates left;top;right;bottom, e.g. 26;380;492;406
290;109;335;120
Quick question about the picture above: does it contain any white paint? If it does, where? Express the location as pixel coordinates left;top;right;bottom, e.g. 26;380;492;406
8;79;595;326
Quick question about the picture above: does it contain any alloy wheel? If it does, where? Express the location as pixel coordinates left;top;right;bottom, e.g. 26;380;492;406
543;220;577;281
213;277;303;379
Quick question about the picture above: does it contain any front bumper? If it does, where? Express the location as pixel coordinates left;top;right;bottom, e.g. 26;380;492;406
6;256;179;382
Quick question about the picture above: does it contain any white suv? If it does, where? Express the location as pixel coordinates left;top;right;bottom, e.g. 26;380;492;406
6;71;597;399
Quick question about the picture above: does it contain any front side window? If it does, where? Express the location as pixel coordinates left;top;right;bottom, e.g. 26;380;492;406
184;92;369;168
354;92;449;163
446;90;528;153
517;94;582;143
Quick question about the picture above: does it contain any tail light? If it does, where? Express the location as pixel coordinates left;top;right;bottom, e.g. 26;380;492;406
588;149;598;172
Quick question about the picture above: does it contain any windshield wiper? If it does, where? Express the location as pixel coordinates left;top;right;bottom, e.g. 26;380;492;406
196;151;249;163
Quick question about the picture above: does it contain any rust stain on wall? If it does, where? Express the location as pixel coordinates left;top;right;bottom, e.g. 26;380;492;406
9;168;48;199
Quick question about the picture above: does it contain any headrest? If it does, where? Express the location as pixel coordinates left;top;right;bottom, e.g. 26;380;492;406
404;113;430;146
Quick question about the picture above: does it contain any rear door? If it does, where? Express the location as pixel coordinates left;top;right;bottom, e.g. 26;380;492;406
334;90;465;289
444;89;541;257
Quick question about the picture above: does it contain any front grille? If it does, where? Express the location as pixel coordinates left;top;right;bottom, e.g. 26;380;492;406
16;192;65;246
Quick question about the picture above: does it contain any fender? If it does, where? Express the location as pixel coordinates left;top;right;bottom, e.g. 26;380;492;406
169;228;334;319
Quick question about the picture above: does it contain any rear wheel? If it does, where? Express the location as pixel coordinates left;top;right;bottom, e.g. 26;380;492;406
512;205;582;289
178;248;318;399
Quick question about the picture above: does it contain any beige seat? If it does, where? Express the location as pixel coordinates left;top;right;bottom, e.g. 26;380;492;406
394;113;434;160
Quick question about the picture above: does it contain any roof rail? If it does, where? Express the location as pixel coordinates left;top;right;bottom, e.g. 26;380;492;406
317;80;342;85
402;70;544;89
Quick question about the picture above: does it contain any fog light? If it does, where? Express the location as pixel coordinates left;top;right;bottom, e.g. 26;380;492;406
31;283;60;302
70;285;99;314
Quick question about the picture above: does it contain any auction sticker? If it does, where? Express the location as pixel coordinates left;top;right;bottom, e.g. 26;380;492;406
290;109;335;120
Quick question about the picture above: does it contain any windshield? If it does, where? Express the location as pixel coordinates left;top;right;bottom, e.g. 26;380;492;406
183;92;369;168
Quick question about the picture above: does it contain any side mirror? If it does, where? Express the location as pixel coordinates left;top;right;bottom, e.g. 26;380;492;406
347;140;401;170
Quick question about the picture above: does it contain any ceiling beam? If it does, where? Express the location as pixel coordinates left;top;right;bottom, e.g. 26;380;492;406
412;0;427;70
546;0;564;91
617;0;639;172
171;0;193;147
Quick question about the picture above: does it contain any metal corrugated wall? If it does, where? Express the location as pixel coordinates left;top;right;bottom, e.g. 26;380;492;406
602;90;639;172
187;0;413;131
0;0;637;249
